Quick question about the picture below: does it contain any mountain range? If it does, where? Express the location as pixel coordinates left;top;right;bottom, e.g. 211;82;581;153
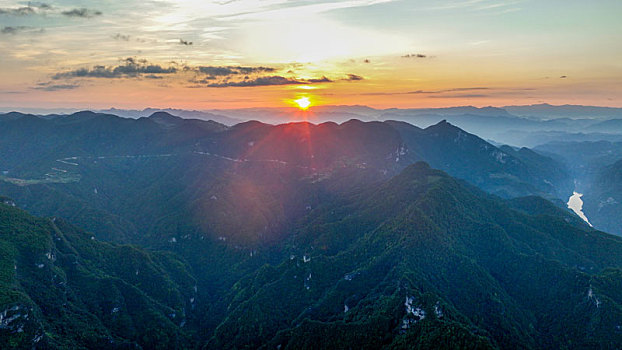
1;109;622;349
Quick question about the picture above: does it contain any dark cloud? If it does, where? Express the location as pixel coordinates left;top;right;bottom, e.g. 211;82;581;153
343;74;364;81
52;58;177;79
1;26;43;35
113;33;130;41
307;76;332;83
206;76;304;87
402;53;427;58
61;8;102;18
33;82;81;91
0;6;36;15
179;38;193;45
203;73;363;88
196;65;276;76
1;26;27;34
197;66;235;76
0;3;52;16
560;75;567;79
190;76;217;84
29;2;52;10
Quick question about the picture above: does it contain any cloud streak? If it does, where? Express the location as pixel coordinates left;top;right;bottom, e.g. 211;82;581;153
195;65;276;76
205;76;305;87
343;74;364;81
363;87;489;96
52;58;177;79
33;82;81;91
402;53;427;58
202;73;360;88
1;26;43;35
112;33;130;41
0;6;37;16
61;8;102;18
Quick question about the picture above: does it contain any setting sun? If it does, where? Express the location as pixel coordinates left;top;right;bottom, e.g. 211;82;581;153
294;97;311;110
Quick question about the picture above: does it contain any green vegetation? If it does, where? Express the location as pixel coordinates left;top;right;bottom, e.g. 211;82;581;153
1;112;621;349
0;201;197;349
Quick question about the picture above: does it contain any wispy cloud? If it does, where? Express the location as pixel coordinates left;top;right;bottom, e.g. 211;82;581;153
343;74;364;81
401;53;427;58
61;8;102;18
194;65;276;76
1;26;43;35
33;82;81;91
363;87;489;96
307;76;332;83
205;75;305;87
112;33;130;41
0;7;34;15
428;94;489;98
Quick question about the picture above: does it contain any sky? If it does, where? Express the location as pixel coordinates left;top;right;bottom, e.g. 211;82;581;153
0;0;621;110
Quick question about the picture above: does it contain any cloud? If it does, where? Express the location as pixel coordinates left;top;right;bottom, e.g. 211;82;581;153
203;72;363;88
1;26;43;35
401;53;427;58
428;94;489;99
33;82;81;91
113;33;130;41
29;2;52;10
196;65;276;76
343;74;364;81
179;38;193;45
560;75;567;79
49;57;364;89
0;6;36;16
307;76;332;83
362;87;489;96
1;26;27;34
52;58;177;79
206;76;304;87
61;8;102;18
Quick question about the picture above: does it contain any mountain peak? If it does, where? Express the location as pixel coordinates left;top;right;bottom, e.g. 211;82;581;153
148;111;181;120
147;111;183;127
425;119;459;132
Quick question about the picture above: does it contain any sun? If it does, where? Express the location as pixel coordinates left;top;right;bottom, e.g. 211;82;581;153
294;97;311;110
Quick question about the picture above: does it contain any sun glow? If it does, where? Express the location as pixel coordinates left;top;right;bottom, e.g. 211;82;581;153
294;97;311;110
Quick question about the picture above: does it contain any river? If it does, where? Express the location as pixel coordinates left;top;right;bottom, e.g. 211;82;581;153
567;191;592;227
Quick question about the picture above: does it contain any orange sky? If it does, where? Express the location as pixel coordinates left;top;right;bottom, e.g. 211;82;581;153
0;0;620;110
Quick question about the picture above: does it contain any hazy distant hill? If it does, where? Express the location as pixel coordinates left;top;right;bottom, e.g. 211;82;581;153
99;107;241;126
5;105;622;148
503;103;622;119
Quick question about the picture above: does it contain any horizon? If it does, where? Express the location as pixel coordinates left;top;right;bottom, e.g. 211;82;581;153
1;0;621;111
2;102;622;115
